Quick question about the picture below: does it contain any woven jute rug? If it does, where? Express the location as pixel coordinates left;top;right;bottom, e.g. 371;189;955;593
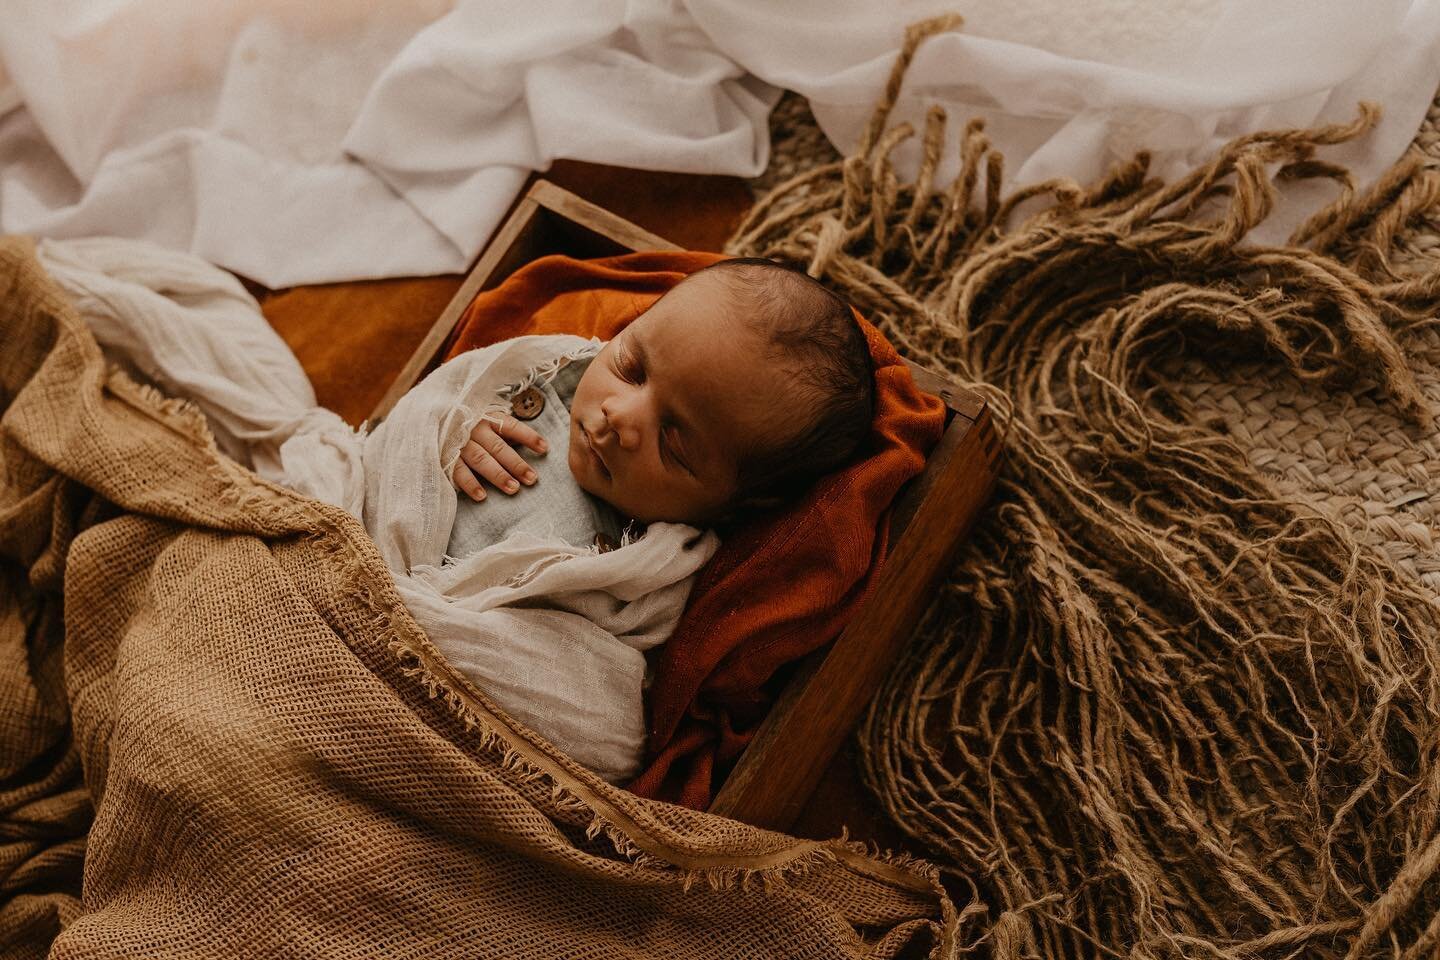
1172;93;1440;595
758;88;1440;595
740;17;1440;959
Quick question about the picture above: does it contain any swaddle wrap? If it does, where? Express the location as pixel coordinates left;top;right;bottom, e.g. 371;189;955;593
35;236;718;783
446;347;627;558
369;332;718;781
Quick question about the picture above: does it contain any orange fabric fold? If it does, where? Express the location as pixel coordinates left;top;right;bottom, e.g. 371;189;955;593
446;252;946;808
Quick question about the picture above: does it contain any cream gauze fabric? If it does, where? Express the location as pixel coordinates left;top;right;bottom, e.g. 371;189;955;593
34;236;718;784
445;351;629;556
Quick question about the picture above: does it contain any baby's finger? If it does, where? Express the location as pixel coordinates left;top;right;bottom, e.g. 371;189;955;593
476;430;538;491
462;439;529;495
496;414;548;455
451;461;487;502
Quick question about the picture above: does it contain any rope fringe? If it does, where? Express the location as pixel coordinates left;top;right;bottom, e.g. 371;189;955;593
731;16;1440;960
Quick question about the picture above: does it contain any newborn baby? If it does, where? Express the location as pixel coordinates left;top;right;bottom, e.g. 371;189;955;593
405;256;875;783
446;256;877;548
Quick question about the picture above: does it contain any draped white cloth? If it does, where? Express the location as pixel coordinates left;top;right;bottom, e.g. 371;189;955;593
693;0;1440;243
4;1;1440;285
0;0;777;286
36;237;717;784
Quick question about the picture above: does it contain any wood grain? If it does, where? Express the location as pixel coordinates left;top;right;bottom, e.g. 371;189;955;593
709;406;1001;830
528;181;683;255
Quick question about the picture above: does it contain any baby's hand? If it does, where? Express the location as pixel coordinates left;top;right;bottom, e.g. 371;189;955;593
451;414;547;501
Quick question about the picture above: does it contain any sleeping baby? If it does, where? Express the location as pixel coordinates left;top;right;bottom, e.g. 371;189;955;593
446;256;875;543
366;256;874;783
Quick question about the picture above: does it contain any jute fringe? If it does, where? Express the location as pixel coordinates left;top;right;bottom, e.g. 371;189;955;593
730;16;1440;960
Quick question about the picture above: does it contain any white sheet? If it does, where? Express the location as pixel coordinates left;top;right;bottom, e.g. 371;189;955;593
0;0;777;287
688;0;1440;243
5;1;1440;286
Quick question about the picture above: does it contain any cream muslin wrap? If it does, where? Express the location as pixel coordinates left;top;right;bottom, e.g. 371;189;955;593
33;236;718;783
366;335;718;783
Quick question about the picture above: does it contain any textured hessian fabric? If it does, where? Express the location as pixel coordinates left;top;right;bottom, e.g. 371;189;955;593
443;252;947;807
0;238;957;957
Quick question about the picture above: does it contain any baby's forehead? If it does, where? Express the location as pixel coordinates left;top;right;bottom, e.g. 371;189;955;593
631;317;794;452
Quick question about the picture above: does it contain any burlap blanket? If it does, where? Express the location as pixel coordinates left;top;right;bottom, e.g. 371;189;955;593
0;237;956;957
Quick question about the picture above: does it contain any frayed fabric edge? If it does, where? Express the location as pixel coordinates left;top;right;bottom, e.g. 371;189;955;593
497;339;604;403
443;339;603;480
384;636;951;904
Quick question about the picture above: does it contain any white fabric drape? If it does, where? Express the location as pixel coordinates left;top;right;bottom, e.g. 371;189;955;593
5;1;1440;285
0;0;777;287
36;236;717;783
2;2;469;287
687;0;1440;243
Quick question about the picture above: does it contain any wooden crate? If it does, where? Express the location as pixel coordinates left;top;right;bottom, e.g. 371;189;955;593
372;179;1001;832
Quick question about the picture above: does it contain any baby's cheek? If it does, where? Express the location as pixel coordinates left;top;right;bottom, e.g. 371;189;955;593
567;441;587;484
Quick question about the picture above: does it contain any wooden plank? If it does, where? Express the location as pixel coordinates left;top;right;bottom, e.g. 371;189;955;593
709;405;1001;831
529;180;683;254
888;369;981;538
369;196;543;424
905;361;985;422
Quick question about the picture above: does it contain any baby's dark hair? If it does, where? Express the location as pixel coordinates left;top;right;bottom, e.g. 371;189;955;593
687;257;875;518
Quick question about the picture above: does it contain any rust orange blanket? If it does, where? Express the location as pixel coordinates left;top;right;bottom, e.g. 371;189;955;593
445;252;947;807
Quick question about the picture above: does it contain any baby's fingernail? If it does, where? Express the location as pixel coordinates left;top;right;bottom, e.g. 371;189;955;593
505;480;518;493
536;440;548;453
474;490;485;501
523;470;537;484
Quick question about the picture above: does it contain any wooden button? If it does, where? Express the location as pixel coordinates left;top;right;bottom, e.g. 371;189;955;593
510;386;545;421
594;532;618;553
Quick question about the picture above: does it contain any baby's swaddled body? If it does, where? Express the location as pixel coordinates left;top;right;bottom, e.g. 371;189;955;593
369;334;718;785
447;350;626;559
419;258;874;784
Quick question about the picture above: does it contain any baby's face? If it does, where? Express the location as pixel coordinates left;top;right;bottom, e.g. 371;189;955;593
568;270;788;526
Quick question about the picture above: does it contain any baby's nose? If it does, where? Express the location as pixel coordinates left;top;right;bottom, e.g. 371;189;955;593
599;414;640;450
599;401;641;450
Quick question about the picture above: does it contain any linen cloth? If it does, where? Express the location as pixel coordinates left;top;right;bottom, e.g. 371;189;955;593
0;235;957;958
0;0;777;286
5;1;1440;284
691;0;1440;243
446;350;627;557
34;236;716;783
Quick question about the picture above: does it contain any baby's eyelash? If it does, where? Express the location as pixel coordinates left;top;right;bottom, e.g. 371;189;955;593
613;342;644;383
661;427;693;475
